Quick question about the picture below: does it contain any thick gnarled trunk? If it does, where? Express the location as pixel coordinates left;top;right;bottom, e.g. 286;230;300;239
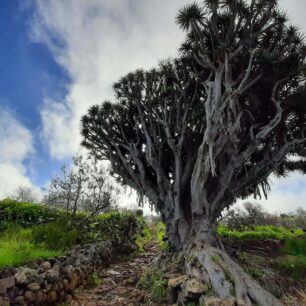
185;243;284;306
162;211;284;306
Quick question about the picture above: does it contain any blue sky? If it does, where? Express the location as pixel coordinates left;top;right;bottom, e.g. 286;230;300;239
0;0;305;212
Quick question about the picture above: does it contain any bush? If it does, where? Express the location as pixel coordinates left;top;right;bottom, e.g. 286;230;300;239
77;211;147;253
0;225;61;268
0;199;63;230
136;224;153;252
156;222;170;251
218;225;304;240
138;267;167;302
282;235;306;257
0;199;147;254
31;221;79;250
279;255;306;280
279;235;306;279
222;202;306;231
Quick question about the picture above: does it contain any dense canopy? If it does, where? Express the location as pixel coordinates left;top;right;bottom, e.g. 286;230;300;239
82;0;306;221
81;1;306;304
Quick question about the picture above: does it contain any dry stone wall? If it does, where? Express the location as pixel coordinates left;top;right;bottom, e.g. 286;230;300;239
0;241;113;306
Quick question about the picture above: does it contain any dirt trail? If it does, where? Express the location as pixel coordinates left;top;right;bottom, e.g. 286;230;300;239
71;242;165;306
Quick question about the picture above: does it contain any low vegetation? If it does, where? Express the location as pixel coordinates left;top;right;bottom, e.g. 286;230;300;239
218;225;304;240
0;199;148;268
279;235;306;280
156;222;170;251
138;267;167;302
0;225;61;268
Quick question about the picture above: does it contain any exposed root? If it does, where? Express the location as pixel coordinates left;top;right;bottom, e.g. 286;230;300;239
185;246;284;306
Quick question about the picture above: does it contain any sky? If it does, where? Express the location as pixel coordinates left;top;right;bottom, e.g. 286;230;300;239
0;0;305;213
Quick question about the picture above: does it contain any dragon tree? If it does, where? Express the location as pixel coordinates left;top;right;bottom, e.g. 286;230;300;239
81;0;306;305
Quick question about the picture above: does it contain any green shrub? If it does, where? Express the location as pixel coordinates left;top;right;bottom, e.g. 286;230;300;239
81;211;145;247
138;267;167;302
279;255;306;279
218;225;304;240
156;222;170;251
87;272;103;287
31;221;79;250
136;225;153;252
282;235;306;256
0;199;63;229
0;225;61;268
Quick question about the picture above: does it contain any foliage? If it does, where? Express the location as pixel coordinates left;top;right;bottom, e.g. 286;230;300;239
282;235;306;257
279;208;306;230
135;224;153;252
81;0;306;251
0;198;146;253
222;203;306;231
10;186;40;203
87;272;103;287
278;235;306;279
0;199;63;230
279;255;306;280
0;225;61;268
156;222;170;251
43;154;118;227
218;225;303;240
31;221;79;250
138;267;167;302
80;211;146;253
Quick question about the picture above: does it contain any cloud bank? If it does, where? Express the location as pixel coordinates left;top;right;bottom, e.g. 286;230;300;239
26;0;306;212
0;109;36;197
29;0;187;159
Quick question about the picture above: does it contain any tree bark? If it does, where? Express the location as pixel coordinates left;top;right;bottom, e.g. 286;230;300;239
163;212;284;306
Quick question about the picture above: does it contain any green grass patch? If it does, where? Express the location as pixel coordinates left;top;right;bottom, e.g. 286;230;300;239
136;225;153;252
278;255;306;279
218;225;304;240
282;234;306;256
278;235;306;280
0;225;62;268
156;222;170;251
138;267;167;302
87;272;103;287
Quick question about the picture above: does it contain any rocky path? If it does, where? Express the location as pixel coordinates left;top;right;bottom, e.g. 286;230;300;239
70;242;165;306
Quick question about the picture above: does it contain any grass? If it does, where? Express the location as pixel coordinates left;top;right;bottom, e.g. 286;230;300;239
138;267;167;302
135;225;153;252
0;225;62;268
156;222;170;251
87;272;103;287
278;235;306;279
218;225;304;240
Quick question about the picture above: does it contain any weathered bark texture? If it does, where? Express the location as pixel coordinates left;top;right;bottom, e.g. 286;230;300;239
185;245;283;306
163;211;285;306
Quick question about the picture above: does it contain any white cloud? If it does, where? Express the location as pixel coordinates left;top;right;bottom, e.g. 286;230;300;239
237;173;306;214
29;0;187;158
0;109;36;198
28;0;306;212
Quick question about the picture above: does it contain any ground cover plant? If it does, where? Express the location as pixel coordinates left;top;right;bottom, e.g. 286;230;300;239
218;225;303;240
0;199;148;269
138;267;167;302
0;199;62;230
0;224;62;268
279;234;306;280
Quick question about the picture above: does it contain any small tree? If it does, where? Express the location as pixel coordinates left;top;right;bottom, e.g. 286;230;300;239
81;1;306;304
44;154;117;226
11;186;39;203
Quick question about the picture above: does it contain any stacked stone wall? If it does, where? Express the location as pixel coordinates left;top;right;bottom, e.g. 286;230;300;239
0;241;113;306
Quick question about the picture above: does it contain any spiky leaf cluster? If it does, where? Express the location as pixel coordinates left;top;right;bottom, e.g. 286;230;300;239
82;0;306;216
